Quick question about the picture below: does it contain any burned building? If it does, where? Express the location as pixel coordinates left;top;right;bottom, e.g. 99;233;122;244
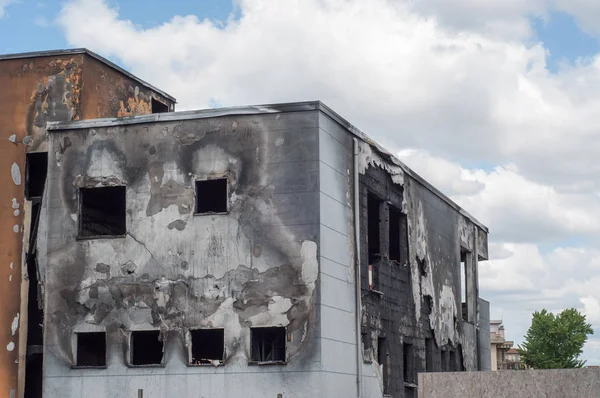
39;100;490;397
0;48;175;398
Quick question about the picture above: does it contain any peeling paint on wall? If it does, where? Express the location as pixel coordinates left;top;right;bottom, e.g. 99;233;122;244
11;314;19;336
11;163;21;186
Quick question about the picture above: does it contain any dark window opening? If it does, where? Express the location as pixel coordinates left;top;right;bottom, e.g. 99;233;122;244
378;337;388;394
190;329;224;365
24;354;43;398
25;202;44;398
423;295;433;316
131;330;164;366
195;179;228;214
250;327;285;363
441;349;448;372
403;343;414;383
76;332;106;367
458;345;466;371
450;349;457;372
389;206;401;262
425;338;435;372
151;98;169;114
460;251;469;321
79;186;126;238
25;152;48;199
367;193;381;264
417;257;427;276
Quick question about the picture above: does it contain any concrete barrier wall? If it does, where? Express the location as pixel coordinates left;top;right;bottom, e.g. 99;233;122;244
419;369;600;398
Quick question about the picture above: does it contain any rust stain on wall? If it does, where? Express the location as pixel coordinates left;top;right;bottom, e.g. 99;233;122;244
117;95;152;117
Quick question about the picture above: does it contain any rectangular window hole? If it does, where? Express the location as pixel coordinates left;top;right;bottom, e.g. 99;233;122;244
389;206;401;262
195;179;228;214
425;338;434;372
450;349;457;371
151;98;169;114
250;327;285;364
75;332;106;368
79;186;126;238
131;330;164;366
441;349;447;372
403;343;413;383
25;152;48;199
190;329;224;365
367;193;381;264
460;251;468;321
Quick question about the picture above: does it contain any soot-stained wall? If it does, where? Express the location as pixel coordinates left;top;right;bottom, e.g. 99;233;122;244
43;111;321;397
357;141;488;398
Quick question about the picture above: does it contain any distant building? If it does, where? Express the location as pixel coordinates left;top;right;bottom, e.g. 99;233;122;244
490;320;524;370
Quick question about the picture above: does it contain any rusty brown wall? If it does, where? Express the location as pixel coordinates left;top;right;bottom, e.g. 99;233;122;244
0;51;174;398
0;53;85;398
81;55;173;119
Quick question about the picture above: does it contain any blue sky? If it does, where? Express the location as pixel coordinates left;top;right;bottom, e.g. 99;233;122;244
0;0;235;55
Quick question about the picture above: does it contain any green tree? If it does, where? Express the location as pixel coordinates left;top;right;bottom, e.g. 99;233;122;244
518;308;593;369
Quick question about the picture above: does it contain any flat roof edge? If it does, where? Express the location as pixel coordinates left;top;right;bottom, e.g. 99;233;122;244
46;102;321;131
47;99;488;232
316;104;490;233
0;48;176;103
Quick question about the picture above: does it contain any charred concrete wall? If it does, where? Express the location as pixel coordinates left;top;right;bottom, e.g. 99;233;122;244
43;111;322;397
353;139;489;398
0;49;175;398
315;110;487;398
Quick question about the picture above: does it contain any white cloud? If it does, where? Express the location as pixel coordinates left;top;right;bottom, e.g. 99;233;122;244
555;0;600;38
399;150;600;243
55;0;600;194
481;243;600;363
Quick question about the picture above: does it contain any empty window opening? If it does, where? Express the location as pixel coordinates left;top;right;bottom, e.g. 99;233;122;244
460;251;469;321
151;98;169;114
131;330;164;366
450;349;457;371
25;152;48;199
458;345;466;371
378;337;388;394
441;349;448;372
425;338;434;372
251;327;285;363
403;343;414;383
196;179;228;214
367;193;381;264
75;332;106;367
79;186;126;238
190;329;224;365
389;206;401;262
24;354;43;398
417;257;427;276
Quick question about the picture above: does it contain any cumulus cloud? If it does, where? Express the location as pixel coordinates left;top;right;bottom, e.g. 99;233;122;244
55;0;600;194
399;150;600;243
54;0;600;363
